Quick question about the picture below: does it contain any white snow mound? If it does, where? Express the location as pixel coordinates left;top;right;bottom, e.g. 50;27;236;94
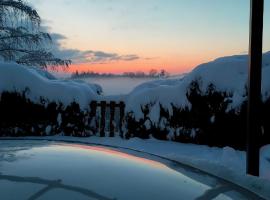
0;62;100;109
126;52;270;121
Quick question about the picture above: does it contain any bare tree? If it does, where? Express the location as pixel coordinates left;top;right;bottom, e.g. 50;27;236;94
149;69;158;77
159;69;169;78
0;0;70;69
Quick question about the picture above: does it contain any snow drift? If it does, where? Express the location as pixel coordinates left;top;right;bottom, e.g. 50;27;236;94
0;61;100;109
126;52;270;121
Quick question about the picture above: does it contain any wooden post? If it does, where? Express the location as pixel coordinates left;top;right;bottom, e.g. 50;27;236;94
247;0;264;176
90;101;97;132
119;101;125;138
100;101;106;137
90;101;97;117
109;101;116;137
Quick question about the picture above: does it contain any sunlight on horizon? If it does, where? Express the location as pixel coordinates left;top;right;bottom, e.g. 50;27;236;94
28;0;270;74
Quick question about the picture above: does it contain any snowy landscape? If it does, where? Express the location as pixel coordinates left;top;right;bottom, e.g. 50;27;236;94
72;77;167;95
1;49;270;199
0;0;270;199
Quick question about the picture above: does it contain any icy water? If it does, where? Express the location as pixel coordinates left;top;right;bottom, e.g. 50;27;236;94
80;77;155;95
0;140;263;200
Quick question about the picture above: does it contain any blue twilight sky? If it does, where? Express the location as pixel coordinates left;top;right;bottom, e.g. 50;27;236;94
28;0;270;73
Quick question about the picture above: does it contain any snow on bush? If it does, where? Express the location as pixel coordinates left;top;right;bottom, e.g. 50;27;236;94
0;62;102;137
124;52;270;148
126;52;270;121
0;61;100;109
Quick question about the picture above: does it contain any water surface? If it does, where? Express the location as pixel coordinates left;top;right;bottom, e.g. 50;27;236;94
0;140;263;200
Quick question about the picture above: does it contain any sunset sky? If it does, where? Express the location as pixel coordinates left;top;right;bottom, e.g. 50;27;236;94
28;0;270;74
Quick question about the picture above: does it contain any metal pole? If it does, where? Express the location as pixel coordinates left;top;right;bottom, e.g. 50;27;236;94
247;0;264;176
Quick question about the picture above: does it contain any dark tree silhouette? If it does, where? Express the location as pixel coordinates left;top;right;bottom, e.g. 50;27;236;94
0;0;70;68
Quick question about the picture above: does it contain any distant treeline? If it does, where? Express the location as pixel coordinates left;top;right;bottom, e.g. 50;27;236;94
70;69;170;79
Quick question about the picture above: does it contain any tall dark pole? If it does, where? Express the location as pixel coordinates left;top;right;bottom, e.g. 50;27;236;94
247;0;264;176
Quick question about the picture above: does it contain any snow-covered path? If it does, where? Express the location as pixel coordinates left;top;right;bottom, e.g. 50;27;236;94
1;136;270;199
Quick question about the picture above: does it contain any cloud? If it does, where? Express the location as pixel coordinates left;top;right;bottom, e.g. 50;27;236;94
2;17;140;65
82;51;139;63
47;31;140;64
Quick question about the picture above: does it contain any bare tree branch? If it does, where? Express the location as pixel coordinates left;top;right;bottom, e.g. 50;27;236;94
0;0;71;69
0;0;40;24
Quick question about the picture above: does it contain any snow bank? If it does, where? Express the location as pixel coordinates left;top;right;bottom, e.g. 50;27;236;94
0;62;100;109
126;52;270;120
28;66;57;80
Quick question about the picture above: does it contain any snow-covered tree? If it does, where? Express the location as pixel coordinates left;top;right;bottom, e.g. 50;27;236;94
0;0;70;68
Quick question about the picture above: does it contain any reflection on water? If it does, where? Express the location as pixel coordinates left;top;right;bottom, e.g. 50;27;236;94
0;174;115;200
60;144;168;170
0;141;49;163
0;141;263;200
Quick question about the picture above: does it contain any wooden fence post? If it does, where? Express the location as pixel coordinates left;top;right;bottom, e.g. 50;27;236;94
90;101;97;132
90;101;97;117
110;101;116;137
91;100;125;137
100;101;106;137
119;101;125;138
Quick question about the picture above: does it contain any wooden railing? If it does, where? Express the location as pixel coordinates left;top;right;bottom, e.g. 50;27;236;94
90;101;125;137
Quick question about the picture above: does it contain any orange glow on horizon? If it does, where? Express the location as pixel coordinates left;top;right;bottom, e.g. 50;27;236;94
52;50;231;75
64;56;207;75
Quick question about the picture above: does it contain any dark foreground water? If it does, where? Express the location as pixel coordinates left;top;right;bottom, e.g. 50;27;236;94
0;140;263;200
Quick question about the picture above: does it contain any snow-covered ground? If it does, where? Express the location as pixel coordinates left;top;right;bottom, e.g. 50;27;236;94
2;136;270;199
78;77;157;95
74;75;186;96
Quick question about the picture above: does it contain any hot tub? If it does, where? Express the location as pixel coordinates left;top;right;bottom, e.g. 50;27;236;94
0;140;263;200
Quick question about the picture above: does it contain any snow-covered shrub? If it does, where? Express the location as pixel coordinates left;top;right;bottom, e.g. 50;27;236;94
0;61;100;137
124;82;270;150
262;98;270;146
0;91;58;136
60;102;92;137
0;91;98;137
124;52;270;149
